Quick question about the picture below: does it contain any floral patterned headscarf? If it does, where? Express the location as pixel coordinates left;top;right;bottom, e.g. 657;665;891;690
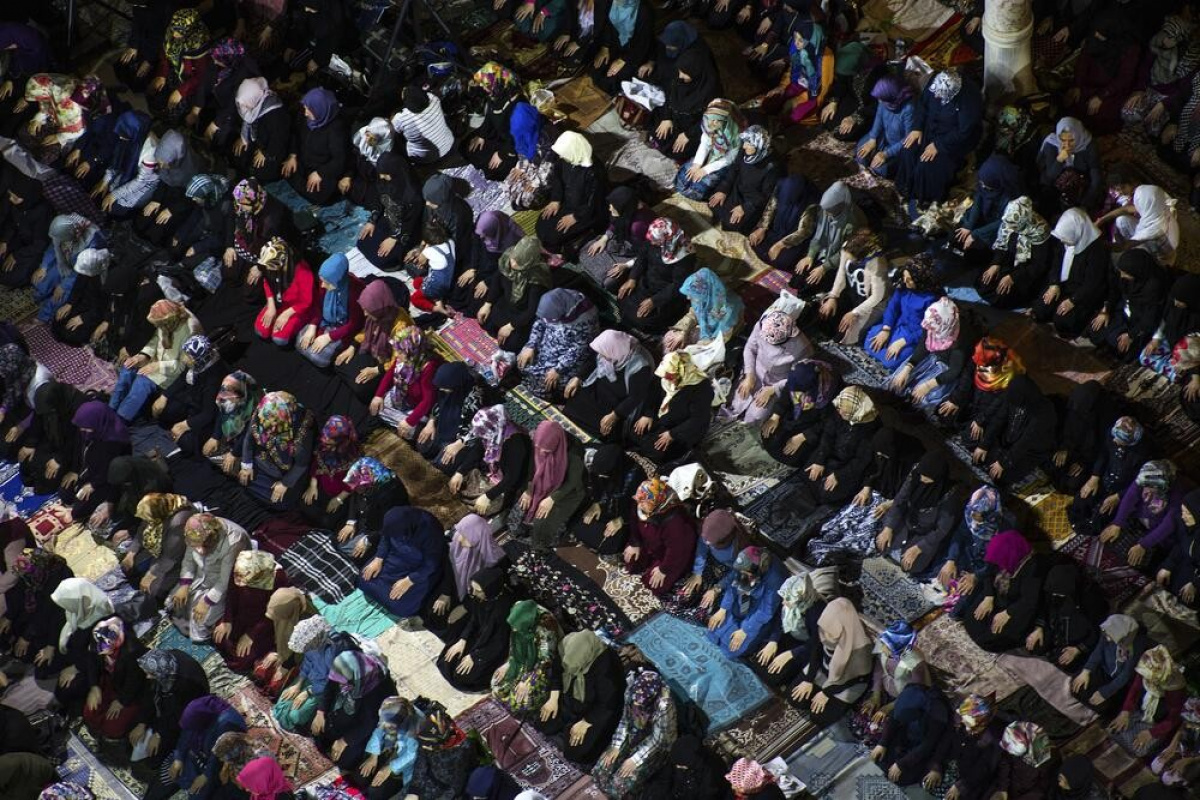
656;351;708;415
760;310;797;346
647;217;692;264
233;549;278;590
929;70;963;104
14;548;64;611
471;61;518;99
635;478;679;521
680;267;742;341
216;371;262;444
1000;721;1051;767
388;326;430;404
164;9;211;79
313;415;360;478
469;405;518;479
250;391;313;471
957;694;994;733
92;617;126;668
343;456;394;492
134;493;192;558
739;125;770;165
993;197;1051;266
184;513;224;548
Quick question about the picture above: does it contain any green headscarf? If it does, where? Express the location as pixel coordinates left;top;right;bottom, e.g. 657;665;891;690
498;236;552;303
560;631;608;702
835;41;870;76
504;600;543;681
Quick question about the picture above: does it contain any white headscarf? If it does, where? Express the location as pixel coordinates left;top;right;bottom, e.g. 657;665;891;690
1051;207;1102;281
1130;185;1180;249
352;117;394;163
666;462;712;503
51;578;115;651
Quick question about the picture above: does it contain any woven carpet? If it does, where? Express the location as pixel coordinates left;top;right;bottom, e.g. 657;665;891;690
1123;585;1200;659
859;557;939;626
785;729;869;797
908;13;971;70
374;626;484;717
918;613;1023;701
627;612;772;732
0;285;37;325
1103;362;1200;475
225;685;335;788
0;461;56;518
312;588;401;639
861;0;955;40
432;317;499;368
361;428;467;529
706;696;814;763
514;544;636;639
60;729;143;800
504;385;596;444
465;20;576;83
53;523;119;582
455;698;588;798
1059;532;1149;611
558;545;663;626
741;475;834;550
697;420;794;503
1062;722;1159;798
148;616;218;663
19;319;116;393
551;75;612;130
201;649;253;698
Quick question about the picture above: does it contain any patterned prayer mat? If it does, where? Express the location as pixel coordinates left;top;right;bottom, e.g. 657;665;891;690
201;650;253;698
995;653;1098;728
861;0;955;40
0;285;36;325
697;420;794;503
785;729;870;797
59;729;143;800
361;428;468;529
53;523;119;582
225;685;335;788
92;568;155;638
513;544;635;639
312;589;401;639
558;546;663;626
374;626;484;717
1062;722;1159;798
148;616;218;664
859;557;939;626
996;685;1082;743
741;475;834;550
1103;362;1200;476
0;460;56;518
551;75;613;130
1122;585;1200;659
626;612;773;732
431;317;499;368
1059;532;1149;612
917;613;1023;702
706;696;815;763
455;698;589;798
19;319;116;394
504;385;596;445
262;180;372;257
440;163;515;217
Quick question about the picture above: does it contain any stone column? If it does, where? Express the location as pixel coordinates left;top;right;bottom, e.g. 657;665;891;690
982;0;1037;101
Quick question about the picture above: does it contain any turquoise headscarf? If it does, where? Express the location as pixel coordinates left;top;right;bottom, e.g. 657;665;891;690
680;267;742;341
608;0;640;47
788;22;826;86
318;253;350;328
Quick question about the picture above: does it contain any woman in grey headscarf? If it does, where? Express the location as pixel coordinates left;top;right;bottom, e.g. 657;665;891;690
767;181;866;297
134;129;207;246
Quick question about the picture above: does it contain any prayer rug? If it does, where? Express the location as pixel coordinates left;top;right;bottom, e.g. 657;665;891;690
262;180;373;258
225;684;335;788
439;163;514;216
917;614;1023;701
431;318;499;370
361;428;468;529
1103;362;1200;476
513;544;635;639
1027;491;1075;549
0;286;36;325
557;776;608;800
456;698;589;798
996;685;1082;742
562;546;663;625
18;319;116;393
312;589;401;639
587;110;682;194
697;421;794;503
552;75;613;130
508;385;596;444
626;612;773;732
201;650;252;698
907;13;971;70
741;475;834;550
53;523;119;581
707;698;815;763
1123;586;1200;659
374;626;484;717
92;568;155;638
59;730;143;800
859;557;939;625
0;673;57;716
995;653;1097;727
25;500;73;545
148;616;218;664
785;729;870;797
1059;532;1149;611
1062;721;1158;797
818;340;894;392
0;461;56;518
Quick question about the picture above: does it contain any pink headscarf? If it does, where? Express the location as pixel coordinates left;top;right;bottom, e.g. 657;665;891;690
237;757;292;800
590;329;638;365
921;297;959;353
450;514;504;600
984;529;1031;574
358;280;400;360
525;421;568;522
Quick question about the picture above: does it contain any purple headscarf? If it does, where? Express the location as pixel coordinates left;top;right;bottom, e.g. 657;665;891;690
475;211;524;254
71;401;130;443
871;75;915;112
984;530;1032;574
179;695;238;752
301;88;340;129
449;514;505;600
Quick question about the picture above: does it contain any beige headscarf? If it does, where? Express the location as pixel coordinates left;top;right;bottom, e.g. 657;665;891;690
265;588;315;661
832;386;878;424
551;131;593;167
233;549;278;591
817;598;873;687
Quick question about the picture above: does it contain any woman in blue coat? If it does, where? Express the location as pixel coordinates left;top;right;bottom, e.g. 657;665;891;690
708;546;785;659
894;70;983;208
864;253;942;370
856;74;915;178
358;507;445;618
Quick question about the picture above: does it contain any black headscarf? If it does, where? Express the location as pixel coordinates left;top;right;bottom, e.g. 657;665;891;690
431;362;476;451
769;174;819;239
1160;274;1200;345
376;152;422;230
1084;8;1130;77
658;735;720;799
588;444;636;516
1052;755;1095;800
1043;563;1091;650
975;155;1023;223
665;45;720;118
607;186;639;244
108;456;171;512
866;427;911;499
1060;381;1110;458
1116;248;1168;305
466;565;514;650
908;451;950;511
32;381;86;450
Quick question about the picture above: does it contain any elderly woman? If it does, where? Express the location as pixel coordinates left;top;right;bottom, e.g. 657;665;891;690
563;330;656;440
479;235;552;352
1030;207;1109;336
232;77;290;183
975;197;1055;310
627;351;715;465
296;253;364;368
536;132;608;257
894;71;983;207
254;238;318;346
675;99;744;201
789;598;873;725
663;267;744;352
169;513;250;643
239;391;316;510
511;420;587;550
864;254;941;370
109;299;200;422
359;507;445;618
709;126;778;234
594;668;677;798
624;478;698;596
1072;614;1144;712
33;215;104;323
613;217;695;335
773;181;866;295
518;289;599;400
723;310;812;426
762;359;840;467
1036;117;1105;211
856;74;915;178
285;88;349;206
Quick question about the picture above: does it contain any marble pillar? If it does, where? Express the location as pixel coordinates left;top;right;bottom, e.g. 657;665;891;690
982;0;1037;101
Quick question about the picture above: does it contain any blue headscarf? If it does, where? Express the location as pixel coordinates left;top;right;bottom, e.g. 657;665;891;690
319;253;350;327
680;267;742;341
110;110;153;186
301;87;340;129
770;175;817;238
892;684;932;745
609;0;640;47
880;620;916;657
788;22;825;86
510;102;541;161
